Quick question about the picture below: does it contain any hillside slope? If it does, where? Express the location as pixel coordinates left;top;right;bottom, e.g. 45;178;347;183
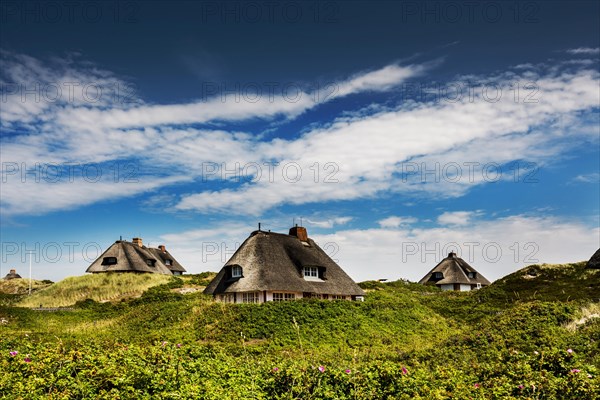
476;261;600;303
1;263;599;399
16;273;174;307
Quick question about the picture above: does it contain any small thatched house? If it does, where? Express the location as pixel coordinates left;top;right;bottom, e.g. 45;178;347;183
204;226;365;303
587;248;600;269
86;237;186;275
3;269;22;280
419;252;491;291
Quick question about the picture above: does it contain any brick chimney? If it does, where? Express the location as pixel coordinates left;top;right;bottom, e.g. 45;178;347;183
9;269;16;274
158;245;166;253
289;225;308;241
132;237;143;248
448;252;457;258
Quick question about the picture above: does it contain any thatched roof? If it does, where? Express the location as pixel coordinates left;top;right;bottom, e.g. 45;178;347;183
587;248;600;269
3;269;22;280
418;252;491;286
147;247;186;273
204;229;365;296
86;239;186;275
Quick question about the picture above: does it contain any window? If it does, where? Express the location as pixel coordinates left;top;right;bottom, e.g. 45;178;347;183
331;295;347;300
273;292;295;301
219;294;235;303
476;283;482;289
165;259;172;266
433;272;443;279
240;292;259;303
146;259;156;267
102;257;117;265
467;272;476;279
303;266;318;278
231;265;243;278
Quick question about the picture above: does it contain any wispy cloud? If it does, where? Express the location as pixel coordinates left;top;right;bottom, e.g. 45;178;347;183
305;217;353;229
571;172;600;184
566;47;600;55
437;211;482;226
1;51;599;218
378;216;418;228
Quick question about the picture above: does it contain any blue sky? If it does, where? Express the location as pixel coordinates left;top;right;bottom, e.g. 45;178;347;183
1;0;599;283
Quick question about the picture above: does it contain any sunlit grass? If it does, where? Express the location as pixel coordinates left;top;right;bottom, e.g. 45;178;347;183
17;273;173;307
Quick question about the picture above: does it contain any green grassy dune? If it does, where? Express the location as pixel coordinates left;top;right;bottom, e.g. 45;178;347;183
0;263;599;399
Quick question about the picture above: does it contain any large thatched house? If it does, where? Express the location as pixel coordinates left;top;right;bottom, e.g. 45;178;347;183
204;226;365;303
419;252;491;291
3;269;22;280
86;237;186;275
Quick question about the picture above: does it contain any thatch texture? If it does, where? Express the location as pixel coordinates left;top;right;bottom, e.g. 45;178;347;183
204;230;364;297
3;269;22;280
86;240;186;275
419;252;491;287
587;248;600;269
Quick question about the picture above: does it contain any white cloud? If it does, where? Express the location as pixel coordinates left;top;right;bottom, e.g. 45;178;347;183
313;214;599;283
437;211;481;226
2;51;599;218
138;213;599;283
174;65;600;215
305;217;353;229
572;173;600;184
566;47;600;55
378;216;417;228
50;62;425;131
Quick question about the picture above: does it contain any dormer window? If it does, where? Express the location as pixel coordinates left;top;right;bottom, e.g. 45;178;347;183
303;266;319;280
433;272;443;279
102;257;117;265
165;259;173;266
146;259;156;267
231;265;242;278
467;272;476;279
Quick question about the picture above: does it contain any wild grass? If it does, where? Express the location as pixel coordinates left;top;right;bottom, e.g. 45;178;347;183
17;273;173;308
0;278;52;295
565;302;600;331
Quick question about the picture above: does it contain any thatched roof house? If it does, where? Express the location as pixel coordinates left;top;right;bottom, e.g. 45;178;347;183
587;248;600;269
86;237;186;275
204;226;365;303
3;269;22;280
419;252;491;291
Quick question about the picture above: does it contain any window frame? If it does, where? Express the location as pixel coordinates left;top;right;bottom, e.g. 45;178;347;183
240;292;259;303
433;272;443;279
303;266;319;278
102;257;118;265
272;292;295;302
231;265;243;278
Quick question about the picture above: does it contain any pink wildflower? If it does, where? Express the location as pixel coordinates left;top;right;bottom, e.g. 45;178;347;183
401;366;408;375
273;367;279;372
571;369;581;373
567;348;573;354
474;383;480;389
345;369;351;374
9;351;18;357
318;366;325;373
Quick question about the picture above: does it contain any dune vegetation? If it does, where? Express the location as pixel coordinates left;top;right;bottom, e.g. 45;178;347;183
0;264;599;399
16;273;173;308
